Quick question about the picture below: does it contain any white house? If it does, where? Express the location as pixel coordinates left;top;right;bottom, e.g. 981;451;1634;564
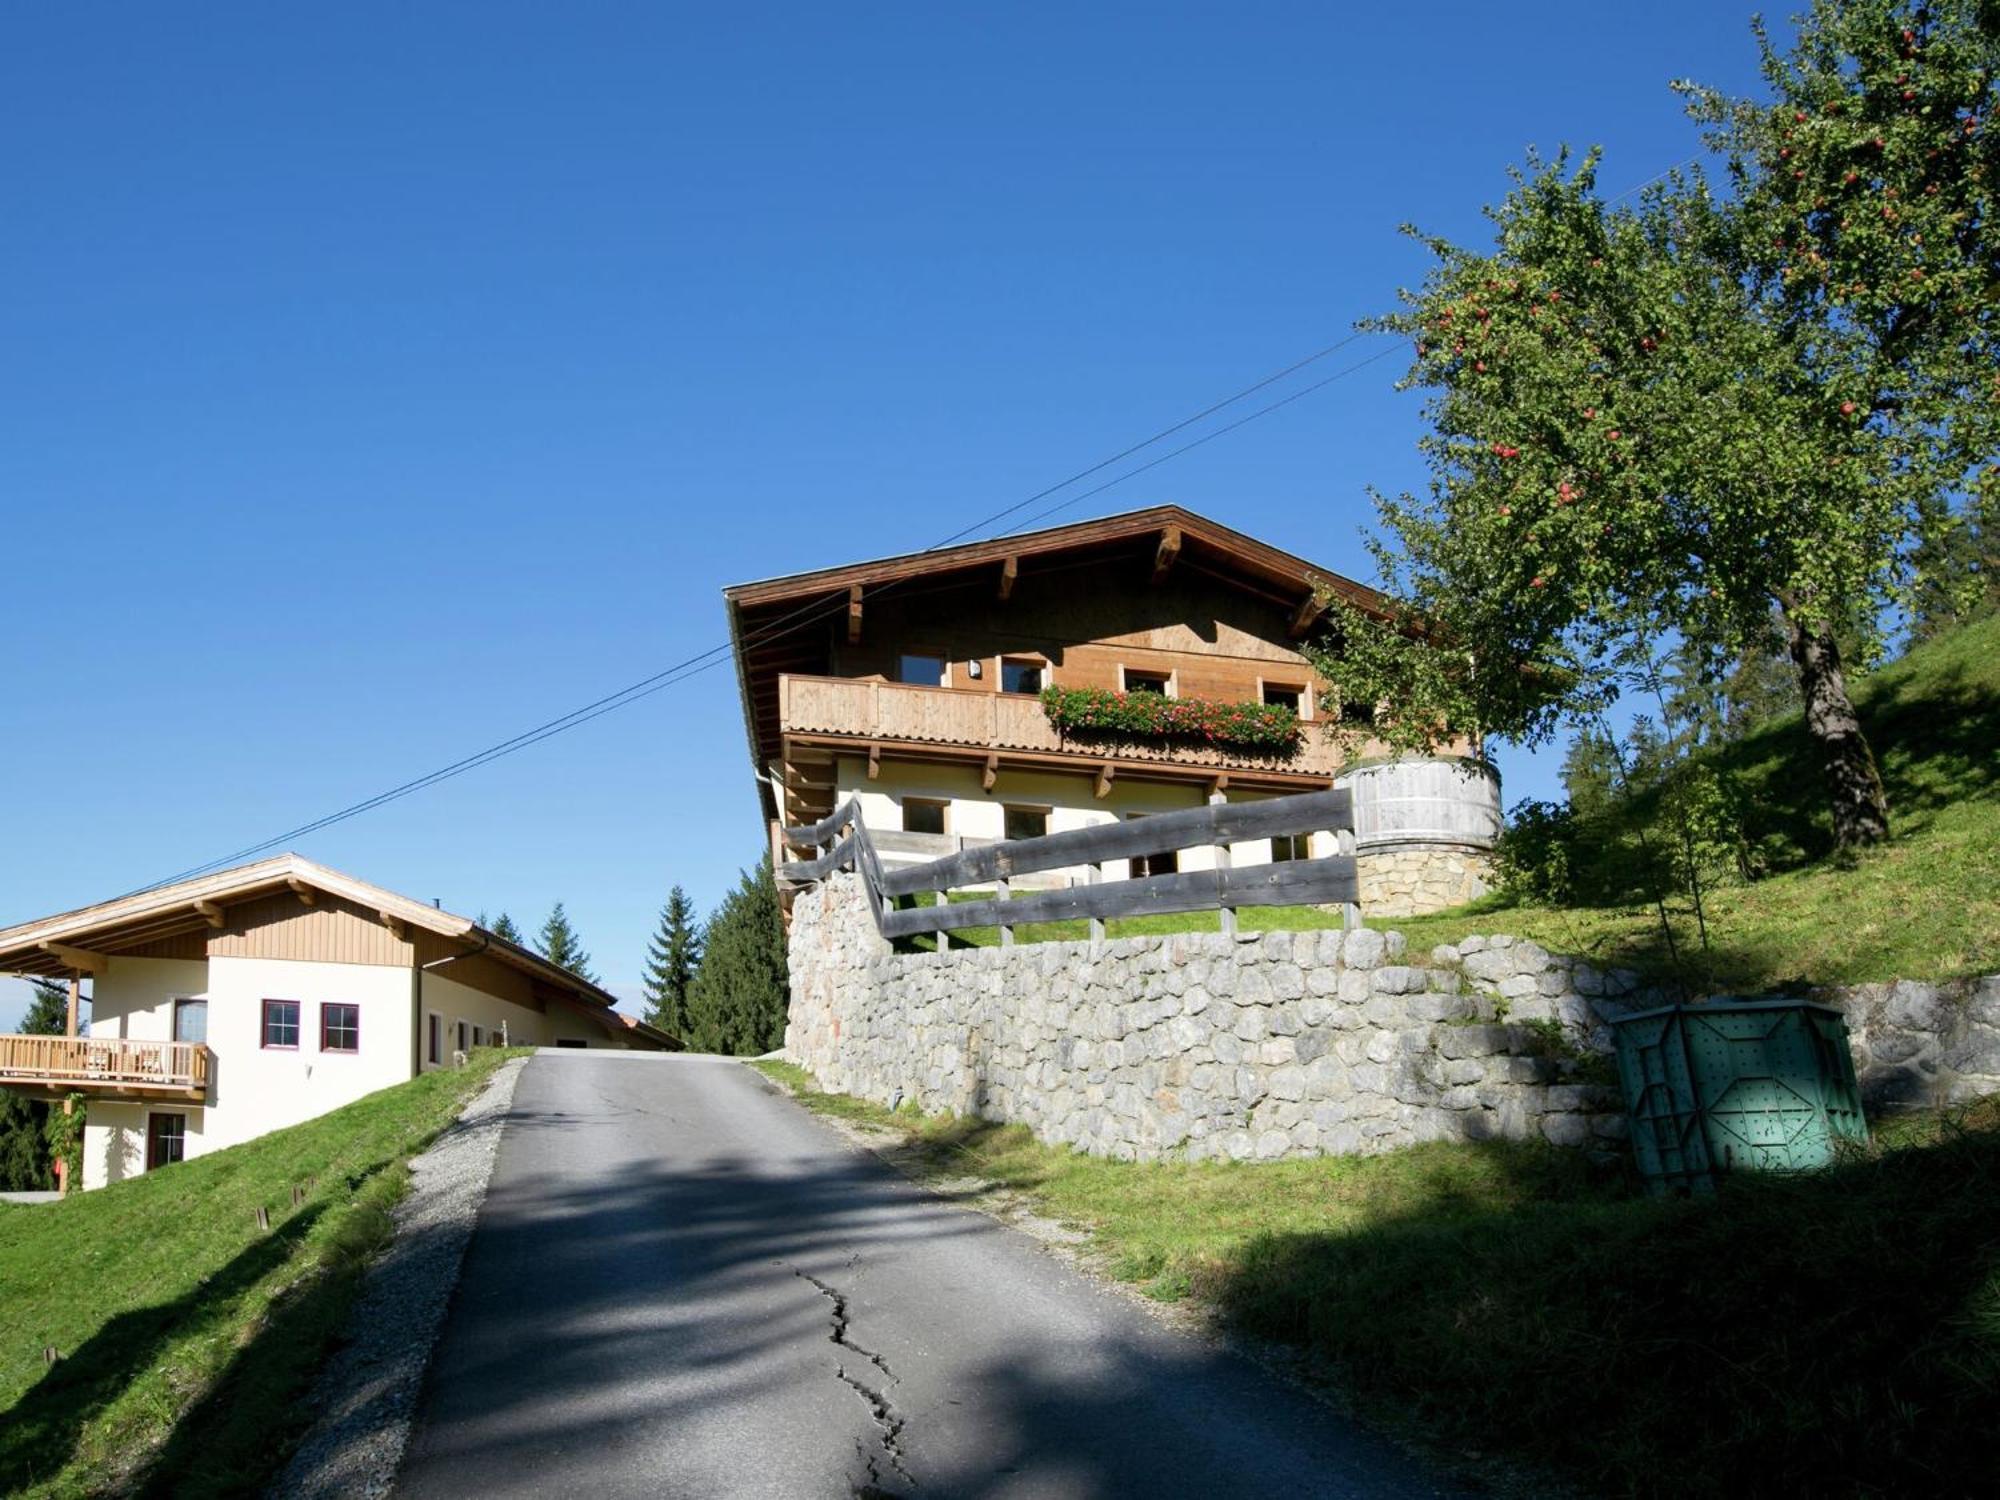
0;854;675;1190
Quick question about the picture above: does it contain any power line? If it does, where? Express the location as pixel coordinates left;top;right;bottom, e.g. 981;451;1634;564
130;332;1399;892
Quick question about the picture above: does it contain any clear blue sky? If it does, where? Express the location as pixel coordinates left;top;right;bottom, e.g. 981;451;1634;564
1;2;1775;1026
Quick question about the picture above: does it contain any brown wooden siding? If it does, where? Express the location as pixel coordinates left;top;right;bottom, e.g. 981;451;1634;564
119;930;212;961
206;892;416;967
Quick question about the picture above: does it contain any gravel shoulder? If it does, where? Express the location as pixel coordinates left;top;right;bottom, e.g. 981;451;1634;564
270;1055;527;1500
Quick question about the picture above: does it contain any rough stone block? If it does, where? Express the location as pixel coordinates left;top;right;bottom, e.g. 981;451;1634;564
1542;1113;1593;1147
1344;929;1387;970
1372;965;1424;996
1269;1065;1308;1102
1268;963;1306;1002
1886;980;1954;1033
1295;1028;1334;1066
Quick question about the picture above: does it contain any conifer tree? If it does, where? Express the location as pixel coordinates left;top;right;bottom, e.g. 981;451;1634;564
534;902;600;985
641;886;702;1040
0;981;70;1190
484;911;525;945
684;860;789;1056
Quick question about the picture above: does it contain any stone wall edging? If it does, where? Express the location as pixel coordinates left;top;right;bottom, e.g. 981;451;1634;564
784;873;2000;1164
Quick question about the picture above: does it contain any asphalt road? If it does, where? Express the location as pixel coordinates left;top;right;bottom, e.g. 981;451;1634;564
395;1051;1453;1500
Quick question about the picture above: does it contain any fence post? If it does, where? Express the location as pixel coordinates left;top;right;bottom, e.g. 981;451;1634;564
1337;825;1361;932
997;875;1013;948
1209;789;1236;938
1087;864;1105;954
936;888;952;950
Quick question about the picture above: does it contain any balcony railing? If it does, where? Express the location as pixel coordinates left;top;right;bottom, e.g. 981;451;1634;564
0;1035;211;1098
778;674;1346;777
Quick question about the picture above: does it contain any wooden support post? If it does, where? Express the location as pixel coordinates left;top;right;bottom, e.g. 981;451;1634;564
936;889;952;950
1337;826;1361;932
57;1097;73;1198
66;976;79;1039
1209;788;1236;938
996;876;1013;948
1087;864;1105;954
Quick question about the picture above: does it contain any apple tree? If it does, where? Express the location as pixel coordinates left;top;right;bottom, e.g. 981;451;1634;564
1317;0;1997;853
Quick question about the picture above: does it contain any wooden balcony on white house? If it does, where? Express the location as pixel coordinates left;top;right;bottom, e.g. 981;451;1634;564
0;1035;211;1101
776;674;1347;781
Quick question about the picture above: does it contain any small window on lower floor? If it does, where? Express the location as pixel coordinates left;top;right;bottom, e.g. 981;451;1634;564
321;1003;360;1053
147;1112;187;1171
427;1013;442;1066
262;999;301;1049
1271;833;1312;862
1122;668;1171;696
902;798;948;836
456;1021;470;1055
1003;805;1050;842
471;1025;487;1048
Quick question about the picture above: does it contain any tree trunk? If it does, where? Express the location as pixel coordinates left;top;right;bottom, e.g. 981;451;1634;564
1785;616;1890;849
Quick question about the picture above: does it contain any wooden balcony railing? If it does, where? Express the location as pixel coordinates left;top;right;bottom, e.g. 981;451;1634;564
0;1035;211;1098
778;674;1346;777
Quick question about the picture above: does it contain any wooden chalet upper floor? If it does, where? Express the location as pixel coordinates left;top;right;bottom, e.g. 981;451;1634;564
725;507;1392;815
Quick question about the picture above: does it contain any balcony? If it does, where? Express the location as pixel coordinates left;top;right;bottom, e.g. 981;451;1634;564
777;674;1347;781
0;1035;211;1101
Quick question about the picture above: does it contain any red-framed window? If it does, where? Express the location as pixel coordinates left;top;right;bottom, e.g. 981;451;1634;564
321;1002;360;1053
261;998;301;1049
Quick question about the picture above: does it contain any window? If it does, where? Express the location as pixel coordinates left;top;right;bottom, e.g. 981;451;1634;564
262;999;301;1049
1122;667;1171;696
897;653;948;687
173;999;207;1044
1003;805;1050;842
1261;682;1305;716
427;1013;442;1066
902;798;948;836
456;1021;470;1055
1000;658;1045;695
147;1113;187;1171
472;1025;487;1048
1271;833;1312;863
321;1003;360;1053
1124;813;1179;879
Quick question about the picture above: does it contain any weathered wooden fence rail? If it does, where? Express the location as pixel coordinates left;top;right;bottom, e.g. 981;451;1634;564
781;788;1359;946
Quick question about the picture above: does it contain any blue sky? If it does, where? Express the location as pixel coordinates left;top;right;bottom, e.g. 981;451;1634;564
0;2;1775;1026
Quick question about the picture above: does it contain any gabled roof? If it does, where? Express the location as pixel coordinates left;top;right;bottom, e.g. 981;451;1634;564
0;853;626;1016
722;505;1385;807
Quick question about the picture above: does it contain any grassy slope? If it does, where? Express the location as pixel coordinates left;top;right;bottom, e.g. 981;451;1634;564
754;1060;2000;1499
0;1051;516;1499
912;613;2000;989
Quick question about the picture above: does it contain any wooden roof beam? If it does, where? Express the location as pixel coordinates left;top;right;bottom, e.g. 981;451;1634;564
379;911;407;942
982;753;999;792
867;743;881;780
1151;526;1182;586
1287;592;1327;640
287;878;316;907
40;941;108;976
997;555;1018;601
1095;762;1115;799
846;585;864;644
194;900;227;930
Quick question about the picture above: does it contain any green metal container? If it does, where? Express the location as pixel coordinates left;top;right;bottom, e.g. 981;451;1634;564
1611;999;1868;1194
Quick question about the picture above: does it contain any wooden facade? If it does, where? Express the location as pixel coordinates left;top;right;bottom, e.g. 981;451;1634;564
725;506;1389;839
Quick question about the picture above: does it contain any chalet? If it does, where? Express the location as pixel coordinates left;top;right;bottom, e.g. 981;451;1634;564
725;506;1499;914
0;855;675;1191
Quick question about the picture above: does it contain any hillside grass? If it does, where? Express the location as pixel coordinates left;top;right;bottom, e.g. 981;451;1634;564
753;1059;2000;1499
0;1050;519;1498
905;612;2000;990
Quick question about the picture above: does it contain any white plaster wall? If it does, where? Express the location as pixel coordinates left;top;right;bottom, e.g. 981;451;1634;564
82;957;214;1190
419;969;544;1068
198;955;414;1153
837;757;1334;879
82;1102;213;1190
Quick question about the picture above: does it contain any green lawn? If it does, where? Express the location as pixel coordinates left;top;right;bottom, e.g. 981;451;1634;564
753;1059;2000;1499
0;1051;518;1499
909;612;2000;991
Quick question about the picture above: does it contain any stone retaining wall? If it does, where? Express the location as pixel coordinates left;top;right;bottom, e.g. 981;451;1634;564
785;873;2000;1163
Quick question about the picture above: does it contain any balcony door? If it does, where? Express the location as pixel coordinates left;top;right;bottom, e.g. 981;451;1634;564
173;999;208;1044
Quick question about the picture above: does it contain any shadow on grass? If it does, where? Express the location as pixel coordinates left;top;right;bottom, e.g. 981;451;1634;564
0;1204;326;1494
1199;1107;2000;1500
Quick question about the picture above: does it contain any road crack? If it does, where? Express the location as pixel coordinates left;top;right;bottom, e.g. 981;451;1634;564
794;1267;914;1490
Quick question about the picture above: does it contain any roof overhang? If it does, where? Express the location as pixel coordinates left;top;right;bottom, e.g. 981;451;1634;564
0;853;627;1015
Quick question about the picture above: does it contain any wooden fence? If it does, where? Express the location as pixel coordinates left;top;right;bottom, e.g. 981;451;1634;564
781;787;1359;946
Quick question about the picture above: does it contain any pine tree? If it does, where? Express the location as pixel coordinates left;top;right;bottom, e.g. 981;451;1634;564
684;860;789;1056
641;886;702;1040
483;911;525;945
0;981;69;1189
534;902;600;985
